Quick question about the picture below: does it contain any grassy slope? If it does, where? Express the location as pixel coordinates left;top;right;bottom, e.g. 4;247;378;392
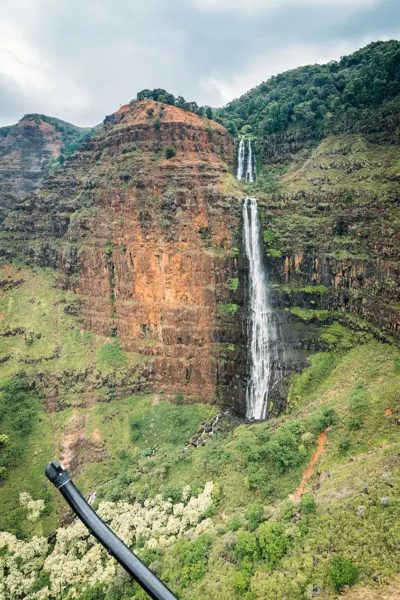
69;339;398;600
157;341;399;600
0;264;399;599
0;265;146;536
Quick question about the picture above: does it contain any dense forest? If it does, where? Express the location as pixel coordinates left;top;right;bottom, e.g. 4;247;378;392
216;40;400;158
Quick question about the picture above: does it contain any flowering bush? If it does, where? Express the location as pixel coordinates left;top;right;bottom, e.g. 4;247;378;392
0;482;215;599
19;492;45;523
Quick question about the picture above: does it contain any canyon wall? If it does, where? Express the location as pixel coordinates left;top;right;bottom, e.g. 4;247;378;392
1;101;245;406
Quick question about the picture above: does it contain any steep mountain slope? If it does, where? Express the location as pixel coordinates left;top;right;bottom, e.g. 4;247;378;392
1;100;243;404
217;41;400;149
0;114;96;224
0;101;247;538
0;42;400;600
218;41;400;342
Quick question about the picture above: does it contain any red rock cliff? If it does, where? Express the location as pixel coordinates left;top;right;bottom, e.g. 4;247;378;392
3;101;243;403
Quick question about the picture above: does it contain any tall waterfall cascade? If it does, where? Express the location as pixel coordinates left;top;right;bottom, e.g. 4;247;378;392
243;197;281;420
236;138;256;182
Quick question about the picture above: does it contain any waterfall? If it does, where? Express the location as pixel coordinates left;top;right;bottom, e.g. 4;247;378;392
243;197;280;420
237;138;245;181
237;138;256;182
245;140;255;183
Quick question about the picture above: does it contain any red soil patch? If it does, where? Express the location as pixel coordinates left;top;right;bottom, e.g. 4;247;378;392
91;428;102;442
293;427;331;501
384;408;392;416
0;313;3;320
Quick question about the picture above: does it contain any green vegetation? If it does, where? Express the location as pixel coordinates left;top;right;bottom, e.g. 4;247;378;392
1;40;400;600
20;114;99;174
97;339;126;367
218;303;239;315
227;277;239;292
330;556;359;591
0;266;148;536
218;41;400;147
165;145;176;159
135;89;213;119
0;328;399;598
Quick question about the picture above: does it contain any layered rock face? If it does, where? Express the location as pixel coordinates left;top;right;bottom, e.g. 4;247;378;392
258;133;400;342
0;115;90;224
2;101;243;404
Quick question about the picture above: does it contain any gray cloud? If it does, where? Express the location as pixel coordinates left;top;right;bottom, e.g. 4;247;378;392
0;0;399;127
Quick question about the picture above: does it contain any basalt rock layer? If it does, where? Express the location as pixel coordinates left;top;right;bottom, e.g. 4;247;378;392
257;133;400;343
1;101;244;405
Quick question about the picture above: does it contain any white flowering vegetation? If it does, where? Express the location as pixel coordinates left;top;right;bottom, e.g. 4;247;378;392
0;483;214;600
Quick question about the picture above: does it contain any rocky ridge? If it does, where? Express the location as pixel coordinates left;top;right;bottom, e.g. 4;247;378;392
1;100;245;406
0;114;92;224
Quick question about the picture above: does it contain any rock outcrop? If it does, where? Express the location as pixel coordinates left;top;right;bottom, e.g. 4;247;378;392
1;101;244;405
0;115;91;224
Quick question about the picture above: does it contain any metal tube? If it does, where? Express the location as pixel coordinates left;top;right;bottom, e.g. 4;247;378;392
45;460;178;600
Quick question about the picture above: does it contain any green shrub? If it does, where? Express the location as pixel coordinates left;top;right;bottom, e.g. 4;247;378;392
227;516;243;532
267;248;282;258
0;434;10;447
338;436;351;452
257;523;290;569
330;556;359;590
263;230;276;243
165;146;176;159
279;500;294;521
174;534;213;586
97;339;126;367
74;584;106;600
233;570;251;594
349;383;369;413
202;505;217;519
227;277;239;291
163;486;182;502
176;394;184;405
218;303;239;315
299;495;316;514
309;407;336;434
265;422;305;474
146;107;154;117
348;416;362;430
245;504;264;531
235;531;259;562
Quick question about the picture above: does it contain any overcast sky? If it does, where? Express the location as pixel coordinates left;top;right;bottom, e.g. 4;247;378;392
0;0;399;127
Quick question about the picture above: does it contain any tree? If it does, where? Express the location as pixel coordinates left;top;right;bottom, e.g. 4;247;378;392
165;146;176;159
330;556;359;590
257;523;290;569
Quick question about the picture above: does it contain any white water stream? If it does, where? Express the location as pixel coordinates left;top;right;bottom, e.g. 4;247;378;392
243;197;280;419
237;138;256;182
236;138;245;180
245;140;255;183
